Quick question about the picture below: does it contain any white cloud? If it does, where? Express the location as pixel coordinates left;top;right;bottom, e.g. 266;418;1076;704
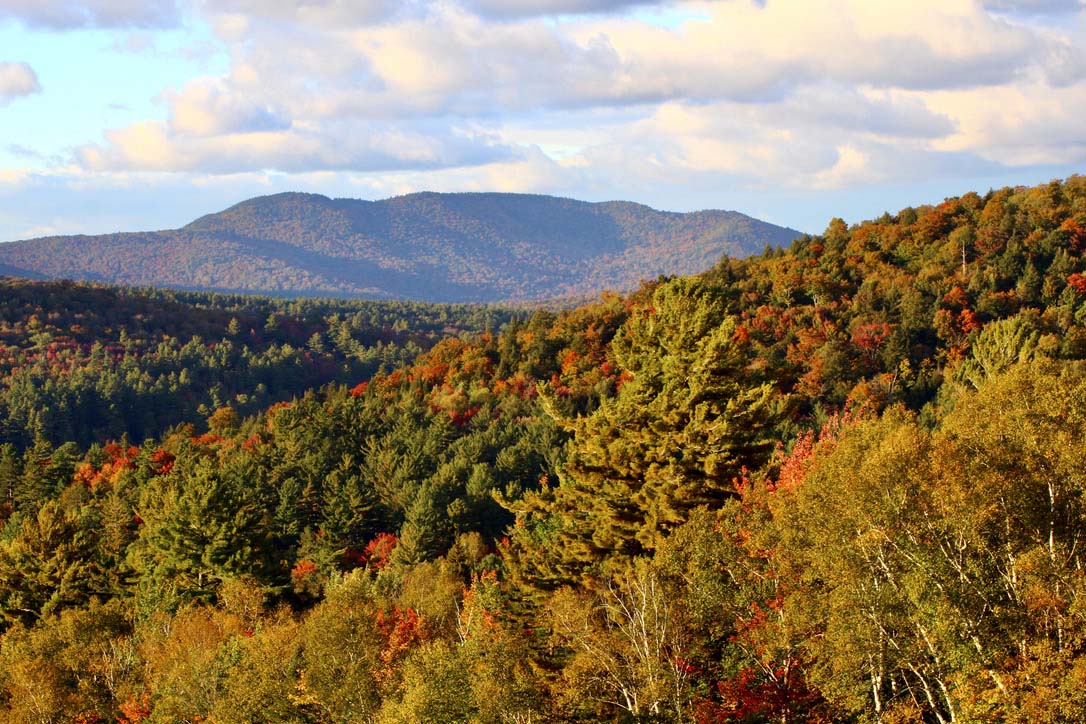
14;0;1075;205
166;78;292;136
925;79;1086;165
463;0;658;18
76;117;516;174
202;0;401;28
0;62;40;105
0;0;181;29
0;168;30;185
983;0;1086;14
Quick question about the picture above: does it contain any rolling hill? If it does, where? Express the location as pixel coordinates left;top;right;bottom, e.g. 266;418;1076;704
0;192;802;302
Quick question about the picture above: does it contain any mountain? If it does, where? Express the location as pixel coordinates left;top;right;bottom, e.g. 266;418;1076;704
0;192;802;302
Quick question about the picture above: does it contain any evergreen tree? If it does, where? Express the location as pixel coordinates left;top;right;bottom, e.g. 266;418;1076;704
130;452;276;602
510;278;775;585
0;500;107;626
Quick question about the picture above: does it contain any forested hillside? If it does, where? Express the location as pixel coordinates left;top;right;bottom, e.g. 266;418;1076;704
0;192;801;302
0;278;511;448
2;177;1086;723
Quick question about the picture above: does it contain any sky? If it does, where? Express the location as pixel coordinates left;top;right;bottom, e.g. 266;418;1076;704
1;0;1085;241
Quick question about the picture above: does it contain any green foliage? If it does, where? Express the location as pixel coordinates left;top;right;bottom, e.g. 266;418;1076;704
4;177;1086;724
0;277;513;450
130;449;278;604
0;499;108;626
955;311;1045;388
510;278;775;585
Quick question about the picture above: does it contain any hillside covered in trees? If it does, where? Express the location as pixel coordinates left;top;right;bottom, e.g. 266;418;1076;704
3;177;1086;723
0;278;511;449
0;192;802;302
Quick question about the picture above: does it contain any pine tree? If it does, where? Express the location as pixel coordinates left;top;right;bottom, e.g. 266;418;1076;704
130;452;275;601
0;500;106;625
509;278;775;585
0;444;21;514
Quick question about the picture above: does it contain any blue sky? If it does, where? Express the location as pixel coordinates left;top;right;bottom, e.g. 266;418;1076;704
1;0;1085;240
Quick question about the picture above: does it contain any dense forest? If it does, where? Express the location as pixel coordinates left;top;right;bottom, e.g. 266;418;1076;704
0;192;801;302
2;177;1086;723
0;279;512;448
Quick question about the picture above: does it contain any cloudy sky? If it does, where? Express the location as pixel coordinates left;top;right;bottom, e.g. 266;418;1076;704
1;0;1085;240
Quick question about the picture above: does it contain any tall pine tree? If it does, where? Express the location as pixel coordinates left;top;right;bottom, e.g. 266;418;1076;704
509;277;775;586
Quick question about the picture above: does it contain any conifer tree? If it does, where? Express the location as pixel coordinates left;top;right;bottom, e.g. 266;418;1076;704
130;452;275;602
0;444;20;514
0;500;106;625
510;277;775;584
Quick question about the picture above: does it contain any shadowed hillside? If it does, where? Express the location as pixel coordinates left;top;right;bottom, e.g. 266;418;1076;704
0;192;802;302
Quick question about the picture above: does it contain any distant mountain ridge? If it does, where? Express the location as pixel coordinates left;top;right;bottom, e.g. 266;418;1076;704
0;191;802;302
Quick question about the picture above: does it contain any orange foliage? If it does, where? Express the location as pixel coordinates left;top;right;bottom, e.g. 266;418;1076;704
1068;273;1086;294
1060;217;1086;252
942;285;970;310
363;533;398;570
150;449;174;475
117;693;152;724
770;409;858;494
374;607;429;684
73;444;142;491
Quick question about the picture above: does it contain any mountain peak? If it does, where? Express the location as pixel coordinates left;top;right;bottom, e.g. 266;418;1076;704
0;192;802;303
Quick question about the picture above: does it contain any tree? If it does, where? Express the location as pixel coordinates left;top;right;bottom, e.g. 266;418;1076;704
129;450;275;603
0;500;107;626
293;573;386;720
549;560;695;722
954;312;1043;389
509;278;775;585
212;614;308;724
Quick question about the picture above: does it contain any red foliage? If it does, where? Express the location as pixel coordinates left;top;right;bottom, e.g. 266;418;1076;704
495;373;536;399
934;305;981;354
851;322;891;354
104;443;140;464
1068;273;1086;294
117;693;152;724
771;408;857;494
449;405;481;427
73;443;142;491
349;380;370;397
696;667;831;724
363;533;398;571
773;431;815;494
150;449;174;475
374;606;429;683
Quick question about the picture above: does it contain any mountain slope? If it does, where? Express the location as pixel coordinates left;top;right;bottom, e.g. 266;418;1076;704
0;192;802;302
